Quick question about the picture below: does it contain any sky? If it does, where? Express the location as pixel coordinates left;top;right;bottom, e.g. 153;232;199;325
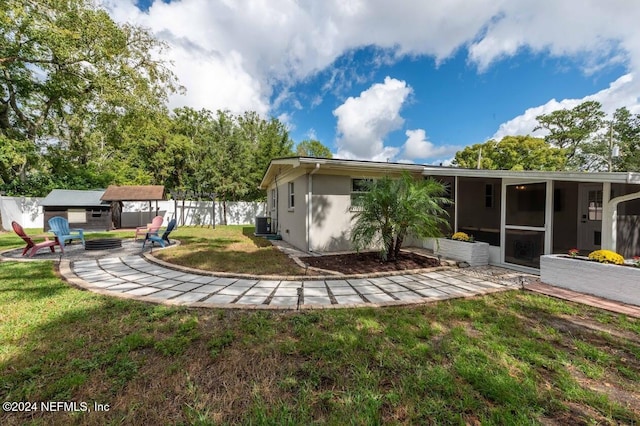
101;0;640;165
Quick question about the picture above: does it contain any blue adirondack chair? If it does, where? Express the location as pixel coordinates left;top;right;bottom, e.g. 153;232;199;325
143;218;177;249
48;216;85;248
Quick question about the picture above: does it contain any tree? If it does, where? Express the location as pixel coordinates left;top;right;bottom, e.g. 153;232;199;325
534;101;605;170
296;139;333;158
0;0;179;192
351;173;451;261
452;136;566;171
241;113;294;200
611;107;640;172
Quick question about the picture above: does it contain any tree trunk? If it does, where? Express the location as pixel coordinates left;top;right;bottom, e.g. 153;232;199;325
394;233;405;260
222;199;228;226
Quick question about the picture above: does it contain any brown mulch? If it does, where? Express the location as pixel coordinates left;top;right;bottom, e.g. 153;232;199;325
299;251;440;275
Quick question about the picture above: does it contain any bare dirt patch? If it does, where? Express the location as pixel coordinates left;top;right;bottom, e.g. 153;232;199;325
300;251;440;275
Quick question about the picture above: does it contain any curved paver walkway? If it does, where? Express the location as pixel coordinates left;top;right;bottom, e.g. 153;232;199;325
58;255;525;310
2;239;529;310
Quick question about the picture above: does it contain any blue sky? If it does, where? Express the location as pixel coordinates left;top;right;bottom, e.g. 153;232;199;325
105;0;640;164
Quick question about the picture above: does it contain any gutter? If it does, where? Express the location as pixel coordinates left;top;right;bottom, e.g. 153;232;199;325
307;163;320;252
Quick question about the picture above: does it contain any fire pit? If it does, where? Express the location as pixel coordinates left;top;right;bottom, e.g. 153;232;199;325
85;238;122;251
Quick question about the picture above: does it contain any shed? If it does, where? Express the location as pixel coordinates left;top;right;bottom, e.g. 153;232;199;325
40;189;111;231
100;185;165;228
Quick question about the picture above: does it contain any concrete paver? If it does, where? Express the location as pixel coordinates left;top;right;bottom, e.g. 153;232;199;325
51;253;530;309
5;239;639;314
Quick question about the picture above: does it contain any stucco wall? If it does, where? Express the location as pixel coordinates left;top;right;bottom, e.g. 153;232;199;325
274;174;308;251
310;174;354;252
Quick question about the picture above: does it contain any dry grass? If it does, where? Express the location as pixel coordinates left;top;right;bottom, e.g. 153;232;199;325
153;225;305;275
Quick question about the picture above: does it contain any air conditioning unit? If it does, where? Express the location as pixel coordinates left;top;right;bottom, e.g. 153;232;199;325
255;216;271;234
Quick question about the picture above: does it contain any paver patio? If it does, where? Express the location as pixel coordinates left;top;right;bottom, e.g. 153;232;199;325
57;254;525;309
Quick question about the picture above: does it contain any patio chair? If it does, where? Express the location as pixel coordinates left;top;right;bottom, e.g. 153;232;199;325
135;215;164;240
48;216;85;248
12;221;61;257
143;218;177;249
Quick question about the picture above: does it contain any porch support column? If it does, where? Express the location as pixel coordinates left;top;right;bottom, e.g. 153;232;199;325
544;180;553;254
601;182;614;251
454;176;459;232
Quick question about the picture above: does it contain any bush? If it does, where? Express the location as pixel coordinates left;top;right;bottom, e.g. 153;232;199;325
451;232;472;242
587;249;624;265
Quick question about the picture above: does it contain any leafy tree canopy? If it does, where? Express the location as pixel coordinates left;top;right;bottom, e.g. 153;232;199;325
296;139;333;158
0;0;180;189
453;136;566;171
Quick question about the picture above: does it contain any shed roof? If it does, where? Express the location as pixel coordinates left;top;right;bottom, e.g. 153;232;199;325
100;185;165;201
40;189;108;207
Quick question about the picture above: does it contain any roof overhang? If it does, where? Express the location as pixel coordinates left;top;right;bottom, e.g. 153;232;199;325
422;167;640;184
260;157;640;189
259;157;425;189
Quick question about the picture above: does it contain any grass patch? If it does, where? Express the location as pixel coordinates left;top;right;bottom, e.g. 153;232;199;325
153;225;305;275
1;230;639;424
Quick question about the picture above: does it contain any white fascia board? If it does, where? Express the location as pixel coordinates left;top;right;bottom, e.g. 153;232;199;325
422;167;640;184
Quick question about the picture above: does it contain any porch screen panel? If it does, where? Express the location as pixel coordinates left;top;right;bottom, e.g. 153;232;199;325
506;183;545;227
504;229;545;269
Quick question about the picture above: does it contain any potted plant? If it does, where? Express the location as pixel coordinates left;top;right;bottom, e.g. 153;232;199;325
540;249;640;306
434;232;490;266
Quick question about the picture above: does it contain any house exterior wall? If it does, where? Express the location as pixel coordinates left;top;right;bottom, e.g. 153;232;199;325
310;174;354;252
272;174;308;251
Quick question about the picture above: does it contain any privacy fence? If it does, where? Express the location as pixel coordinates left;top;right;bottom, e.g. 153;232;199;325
0;196;265;230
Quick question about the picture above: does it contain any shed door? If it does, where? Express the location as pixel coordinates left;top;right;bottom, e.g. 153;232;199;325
578;184;602;252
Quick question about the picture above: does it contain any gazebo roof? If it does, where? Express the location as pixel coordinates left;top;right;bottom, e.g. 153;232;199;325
100;185;165;202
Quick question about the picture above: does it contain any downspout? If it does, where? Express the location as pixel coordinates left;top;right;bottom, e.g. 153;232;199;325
307;163;320;252
274;174;279;235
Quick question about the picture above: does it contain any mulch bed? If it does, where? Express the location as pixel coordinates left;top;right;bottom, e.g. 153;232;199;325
300;251;440;275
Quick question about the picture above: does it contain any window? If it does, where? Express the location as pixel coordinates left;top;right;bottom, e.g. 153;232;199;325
588;190;603;221
350;178;373;210
288;182;295;209
485;183;494;208
271;189;277;210
68;209;87;223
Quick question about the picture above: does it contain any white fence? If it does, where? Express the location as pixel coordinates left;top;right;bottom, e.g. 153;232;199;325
0;196;265;230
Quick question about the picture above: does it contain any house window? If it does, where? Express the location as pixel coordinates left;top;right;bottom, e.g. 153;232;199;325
271;189;277;210
288;182;295;209
485;184;494;208
350;178;373;211
588;190;603;221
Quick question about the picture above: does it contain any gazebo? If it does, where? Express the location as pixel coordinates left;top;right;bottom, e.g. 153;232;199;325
100;185;165;229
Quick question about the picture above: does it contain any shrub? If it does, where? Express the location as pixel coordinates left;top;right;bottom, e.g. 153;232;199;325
587;249;624;265
451;232;472;242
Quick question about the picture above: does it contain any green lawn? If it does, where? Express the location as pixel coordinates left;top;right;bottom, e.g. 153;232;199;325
152;225;305;275
1;229;639;424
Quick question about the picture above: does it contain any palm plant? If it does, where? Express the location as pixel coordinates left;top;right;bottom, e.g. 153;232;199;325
351;172;451;261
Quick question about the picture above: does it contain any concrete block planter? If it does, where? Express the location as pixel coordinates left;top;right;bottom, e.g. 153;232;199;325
540;254;640;306
434;238;489;266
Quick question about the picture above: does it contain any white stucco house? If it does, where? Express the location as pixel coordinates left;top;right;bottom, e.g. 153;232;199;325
259;157;640;272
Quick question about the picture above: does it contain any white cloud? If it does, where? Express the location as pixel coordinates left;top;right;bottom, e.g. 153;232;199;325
468;0;640;73
401;129;462;162
493;73;640;140
333;77;411;160
100;0;640;149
